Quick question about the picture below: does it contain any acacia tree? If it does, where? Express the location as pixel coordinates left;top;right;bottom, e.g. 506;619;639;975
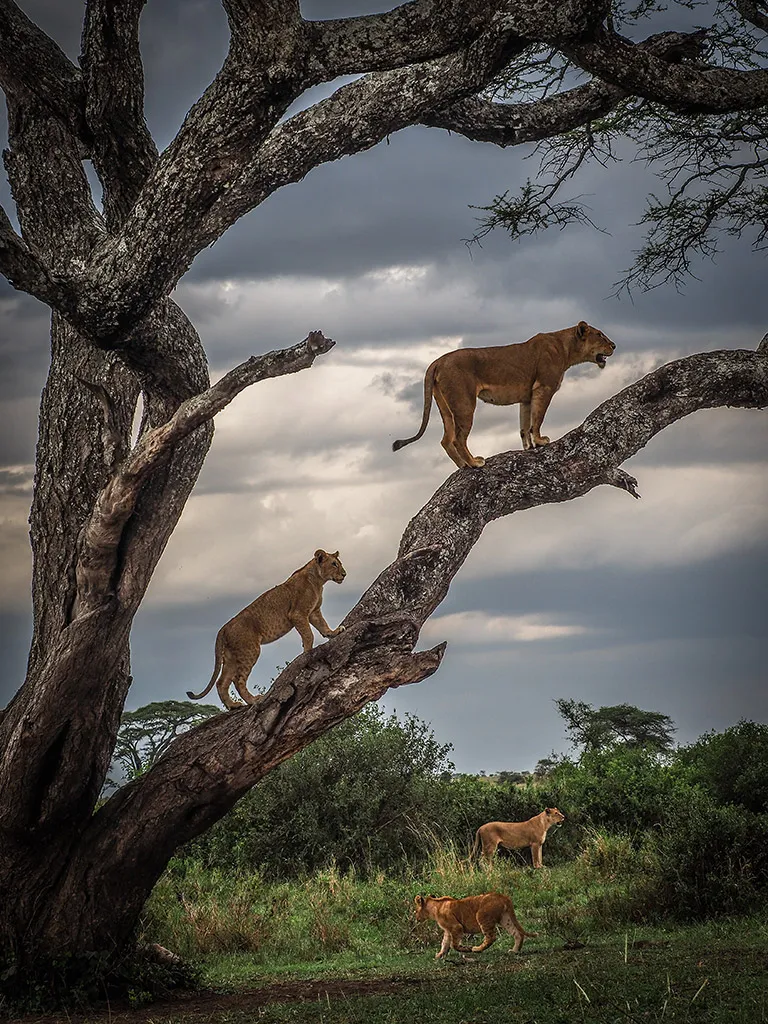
0;0;767;970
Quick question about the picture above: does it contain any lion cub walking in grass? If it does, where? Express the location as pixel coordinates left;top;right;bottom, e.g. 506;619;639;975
414;893;537;959
393;321;615;469
187;550;346;710
473;807;566;868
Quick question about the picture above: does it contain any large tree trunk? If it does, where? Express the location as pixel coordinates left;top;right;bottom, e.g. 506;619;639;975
0;0;767;973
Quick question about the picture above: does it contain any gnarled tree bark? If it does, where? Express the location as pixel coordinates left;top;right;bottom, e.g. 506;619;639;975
0;0;766;970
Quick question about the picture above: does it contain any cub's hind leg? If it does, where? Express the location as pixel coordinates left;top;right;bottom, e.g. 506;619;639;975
471;913;498;953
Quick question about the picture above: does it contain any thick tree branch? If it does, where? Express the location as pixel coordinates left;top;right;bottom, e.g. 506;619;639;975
74;332;334;617
736;0;768;34
0;0;88;144
567;26;768;113
81;0;158;228
305;0;500;75
421;29;709;146
0;203;79;308
58;345;768;929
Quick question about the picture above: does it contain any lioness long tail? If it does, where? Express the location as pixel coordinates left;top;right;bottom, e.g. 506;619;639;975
471;829;481;860
392;360;438;452
186;644;222;701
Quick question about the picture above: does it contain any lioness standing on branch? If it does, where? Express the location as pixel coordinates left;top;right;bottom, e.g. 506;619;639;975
473;807;566;868
187;550;347;710
414;892;537;959
393;322;615;468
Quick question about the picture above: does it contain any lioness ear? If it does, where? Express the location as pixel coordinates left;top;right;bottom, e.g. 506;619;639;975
332;551;339;558
415;895;424;906
315;549;326;563
576;321;588;338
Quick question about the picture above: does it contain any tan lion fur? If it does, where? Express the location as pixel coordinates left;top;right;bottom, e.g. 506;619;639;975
187;550;346;710
414;892;537;959
472;807;566;868
393;321;616;468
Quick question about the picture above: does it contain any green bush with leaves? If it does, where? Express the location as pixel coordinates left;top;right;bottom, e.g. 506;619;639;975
674;721;768;814
186;707;459;876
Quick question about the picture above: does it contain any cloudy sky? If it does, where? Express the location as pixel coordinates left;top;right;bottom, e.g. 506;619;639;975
1;1;766;772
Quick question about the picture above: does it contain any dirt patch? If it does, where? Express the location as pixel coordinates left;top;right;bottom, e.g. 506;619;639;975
16;975;427;1024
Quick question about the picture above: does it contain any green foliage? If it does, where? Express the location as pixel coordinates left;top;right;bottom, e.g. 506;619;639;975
653;791;768;920
555;699;676;755
542;745;684;833
675;720;768;813
185;706;458;876
108;700;220;788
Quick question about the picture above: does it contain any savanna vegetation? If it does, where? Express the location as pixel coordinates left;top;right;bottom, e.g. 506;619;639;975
11;701;764;1020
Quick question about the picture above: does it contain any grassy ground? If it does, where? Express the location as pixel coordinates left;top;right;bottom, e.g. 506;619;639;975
114;839;768;1024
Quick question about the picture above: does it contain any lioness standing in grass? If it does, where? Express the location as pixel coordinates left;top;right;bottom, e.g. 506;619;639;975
393;321;615;468
414;892;537;959
187;550;346;710
473;807;566;867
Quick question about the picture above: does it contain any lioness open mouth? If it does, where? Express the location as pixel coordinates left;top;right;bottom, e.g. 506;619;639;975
595;353;609;369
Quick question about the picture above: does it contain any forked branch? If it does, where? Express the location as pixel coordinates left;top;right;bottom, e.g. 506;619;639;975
74;331;335;616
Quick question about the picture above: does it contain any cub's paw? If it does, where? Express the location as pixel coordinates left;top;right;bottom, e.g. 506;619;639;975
533;436;550;447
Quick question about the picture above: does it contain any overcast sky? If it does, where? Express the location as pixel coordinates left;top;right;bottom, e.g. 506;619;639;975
1;1;766;772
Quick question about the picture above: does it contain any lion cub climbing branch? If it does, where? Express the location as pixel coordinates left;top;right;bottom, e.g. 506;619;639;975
393;321;615;468
187;549;347;710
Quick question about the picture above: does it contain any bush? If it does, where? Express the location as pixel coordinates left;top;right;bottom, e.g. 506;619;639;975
674;721;768;813
653;791;768;920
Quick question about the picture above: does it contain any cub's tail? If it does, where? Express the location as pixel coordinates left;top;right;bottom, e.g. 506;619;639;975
471;828;482;861
187;640;222;702
392;360;438;452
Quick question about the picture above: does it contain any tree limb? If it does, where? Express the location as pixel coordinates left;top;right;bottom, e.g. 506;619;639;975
81;0;158;228
74;332;335;617
0;203;79;309
0;0;88;144
567;25;768;113
420;29;710;146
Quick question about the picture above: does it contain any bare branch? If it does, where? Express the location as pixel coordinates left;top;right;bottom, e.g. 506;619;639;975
306;0;500;75
568;25;768;113
81;0;158;227
736;0;768;34
421;28;710;146
0;0;88;143
0;202;80;309
74;332;335;616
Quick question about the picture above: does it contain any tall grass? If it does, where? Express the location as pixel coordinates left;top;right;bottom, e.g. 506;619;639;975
140;828;668;964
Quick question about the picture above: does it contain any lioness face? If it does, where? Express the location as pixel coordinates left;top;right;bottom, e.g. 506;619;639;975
545;807;566;826
576;321;615;369
315;549;346;584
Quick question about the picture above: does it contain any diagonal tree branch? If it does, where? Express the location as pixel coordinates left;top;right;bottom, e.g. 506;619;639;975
56;345;768;946
0;203;80;309
74;332;335;617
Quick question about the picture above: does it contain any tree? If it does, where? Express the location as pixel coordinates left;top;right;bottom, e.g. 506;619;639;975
0;0;767;979
555;699;676;754
107;701;220;788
